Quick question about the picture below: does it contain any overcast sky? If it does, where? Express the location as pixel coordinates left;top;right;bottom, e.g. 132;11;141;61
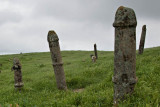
0;0;159;54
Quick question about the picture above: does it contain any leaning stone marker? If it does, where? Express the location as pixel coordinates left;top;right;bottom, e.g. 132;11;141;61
12;58;23;90
94;43;98;59
112;6;138;103
139;25;147;54
47;30;67;90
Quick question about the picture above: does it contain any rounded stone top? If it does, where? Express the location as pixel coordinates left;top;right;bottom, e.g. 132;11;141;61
13;58;20;65
47;30;59;42
142;25;146;31
113;6;137;27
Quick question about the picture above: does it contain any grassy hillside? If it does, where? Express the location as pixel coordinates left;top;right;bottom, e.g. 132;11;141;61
0;47;160;107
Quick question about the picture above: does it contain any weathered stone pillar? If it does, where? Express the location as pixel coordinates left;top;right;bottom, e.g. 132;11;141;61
94;43;98;59
139;25;147;54
112;6;138;103
47;30;67;90
12;58;23;90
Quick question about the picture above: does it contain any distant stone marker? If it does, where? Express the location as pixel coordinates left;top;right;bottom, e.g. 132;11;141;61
90;54;96;62
12;58;23;90
0;64;2;73
47;30;67;90
139;25;147;54
94;44;98;59
112;6;138;103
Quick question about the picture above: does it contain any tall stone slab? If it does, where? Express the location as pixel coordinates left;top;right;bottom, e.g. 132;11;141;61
47;30;67;90
139;25;147;54
12;58;24;90
112;6;138;103
94;44;98;59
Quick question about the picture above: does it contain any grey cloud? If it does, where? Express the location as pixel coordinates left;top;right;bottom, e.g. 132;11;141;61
0;0;160;54
33;0;113;24
0;10;22;26
6;0;160;21
33;0;160;23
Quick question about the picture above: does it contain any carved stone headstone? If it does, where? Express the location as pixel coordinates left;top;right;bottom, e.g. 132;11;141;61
94;44;98;59
47;30;67;90
12;58;23;90
139;25;147;54
112;6;138;103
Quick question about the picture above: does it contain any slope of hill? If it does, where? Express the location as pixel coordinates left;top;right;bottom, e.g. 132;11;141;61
0;47;160;106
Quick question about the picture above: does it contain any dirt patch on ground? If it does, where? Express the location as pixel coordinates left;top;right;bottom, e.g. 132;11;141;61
73;88;84;93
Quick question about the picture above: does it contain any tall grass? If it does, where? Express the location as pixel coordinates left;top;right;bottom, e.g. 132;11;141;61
0;47;160;106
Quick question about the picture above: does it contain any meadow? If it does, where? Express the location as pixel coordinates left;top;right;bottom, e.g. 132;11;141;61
0;47;160;106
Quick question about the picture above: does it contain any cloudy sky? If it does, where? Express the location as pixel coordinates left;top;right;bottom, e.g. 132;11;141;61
0;0;159;54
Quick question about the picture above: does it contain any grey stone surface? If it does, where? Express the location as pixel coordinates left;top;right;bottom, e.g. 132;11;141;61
94;44;98;59
47;30;67;90
12;58;23;89
139;25;147;54
113;6;138;103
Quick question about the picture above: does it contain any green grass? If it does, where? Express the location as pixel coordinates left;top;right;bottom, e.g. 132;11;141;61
0;47;160;107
